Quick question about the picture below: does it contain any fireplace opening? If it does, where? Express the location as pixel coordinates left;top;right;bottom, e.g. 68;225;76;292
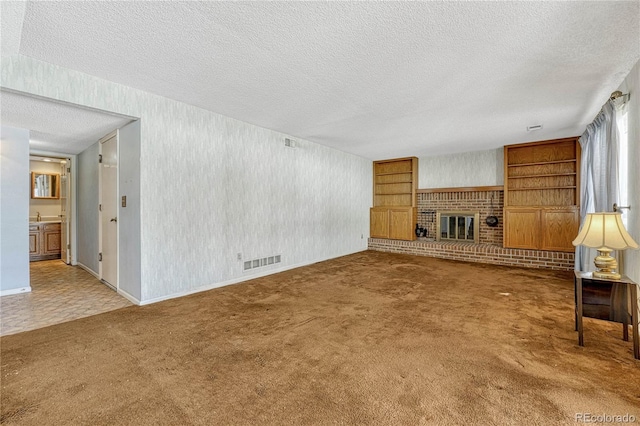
436;211;479;244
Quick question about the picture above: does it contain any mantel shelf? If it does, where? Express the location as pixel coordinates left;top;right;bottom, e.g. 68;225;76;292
417;185;503;194
375;192;413;196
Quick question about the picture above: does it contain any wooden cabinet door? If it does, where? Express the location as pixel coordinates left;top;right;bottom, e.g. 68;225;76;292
43;223;61;255
541;208;579;252
29;223;41;260
370;208;390;238
504;208;540;249
29;231;40;256
389;207;416;241
43;231;61;255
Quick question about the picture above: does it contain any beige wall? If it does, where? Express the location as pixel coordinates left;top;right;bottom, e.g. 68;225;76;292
29;160;62;221
419;148;503;189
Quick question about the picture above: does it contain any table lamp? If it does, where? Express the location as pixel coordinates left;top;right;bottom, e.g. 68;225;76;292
572;212;639;280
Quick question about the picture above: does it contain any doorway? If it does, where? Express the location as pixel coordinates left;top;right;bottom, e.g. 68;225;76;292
1;89;142;309
60;157;70;264
28;154;72;265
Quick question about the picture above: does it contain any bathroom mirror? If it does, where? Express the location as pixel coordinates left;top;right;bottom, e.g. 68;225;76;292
31;172;60;199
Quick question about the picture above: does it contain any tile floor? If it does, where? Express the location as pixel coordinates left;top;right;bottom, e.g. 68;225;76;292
0;260;132;336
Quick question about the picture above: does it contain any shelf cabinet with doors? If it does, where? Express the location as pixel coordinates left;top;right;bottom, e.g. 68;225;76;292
540;207;580;251
504;207;580;251
370;206;417;240
370;157;418;241
503;208;540;249
503;137;580;252
370;207;390;238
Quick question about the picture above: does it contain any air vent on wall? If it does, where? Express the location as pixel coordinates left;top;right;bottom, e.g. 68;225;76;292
526;124;543;132
243;255;281;271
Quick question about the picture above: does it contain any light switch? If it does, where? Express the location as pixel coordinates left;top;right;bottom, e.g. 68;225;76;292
121;196;127;207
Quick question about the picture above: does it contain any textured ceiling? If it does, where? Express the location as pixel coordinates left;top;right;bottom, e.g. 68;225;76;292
5;1;640;159
0;90;133;154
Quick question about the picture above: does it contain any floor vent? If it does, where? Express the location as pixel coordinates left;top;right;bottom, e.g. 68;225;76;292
243;255;281;271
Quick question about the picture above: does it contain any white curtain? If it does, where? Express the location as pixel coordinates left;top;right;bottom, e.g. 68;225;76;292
575;98;625;271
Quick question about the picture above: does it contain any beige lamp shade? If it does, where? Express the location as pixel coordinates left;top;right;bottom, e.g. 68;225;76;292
572;212;639;250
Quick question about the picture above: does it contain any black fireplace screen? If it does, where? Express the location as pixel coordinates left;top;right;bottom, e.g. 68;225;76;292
436;212;479;243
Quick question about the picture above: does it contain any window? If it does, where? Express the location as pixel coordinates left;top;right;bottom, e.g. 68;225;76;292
617;106;629;227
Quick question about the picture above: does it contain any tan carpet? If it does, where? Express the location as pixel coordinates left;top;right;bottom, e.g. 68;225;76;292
1;251;639;425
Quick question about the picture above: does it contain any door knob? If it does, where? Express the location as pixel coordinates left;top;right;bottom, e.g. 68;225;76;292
110;217;117;222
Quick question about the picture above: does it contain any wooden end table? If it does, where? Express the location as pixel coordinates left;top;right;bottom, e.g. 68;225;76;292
574;271;639;360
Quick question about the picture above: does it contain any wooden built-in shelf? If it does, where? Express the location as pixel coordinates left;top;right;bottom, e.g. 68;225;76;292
508;159;576;167
375;171;412;176
503;137;581;252
371;157;418;241
508;186;576;190
508;173;576;179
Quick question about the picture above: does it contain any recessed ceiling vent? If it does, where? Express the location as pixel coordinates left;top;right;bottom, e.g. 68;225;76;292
526;124;543;132
284;138;296;148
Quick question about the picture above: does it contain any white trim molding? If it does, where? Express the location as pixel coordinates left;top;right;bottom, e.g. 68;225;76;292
137;250;366;305
76;262;99;279
0;286;32;297
117;288;141;305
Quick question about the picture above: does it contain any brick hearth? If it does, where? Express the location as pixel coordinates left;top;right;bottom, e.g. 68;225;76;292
367;238;574;271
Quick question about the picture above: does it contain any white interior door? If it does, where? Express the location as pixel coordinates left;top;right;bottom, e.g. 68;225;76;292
60;159;70;264
100;135;118;289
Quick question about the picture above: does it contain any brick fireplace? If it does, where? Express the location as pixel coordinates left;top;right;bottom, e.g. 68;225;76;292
416;188;503;245
368;186;574;271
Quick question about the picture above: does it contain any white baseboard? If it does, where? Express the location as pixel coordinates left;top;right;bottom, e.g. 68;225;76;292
0;286;32;297
138;261;313;305
138;249;367;306
76;262;99;279
117;288;141;305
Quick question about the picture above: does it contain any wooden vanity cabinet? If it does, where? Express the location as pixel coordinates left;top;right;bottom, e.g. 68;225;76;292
29;222;61;261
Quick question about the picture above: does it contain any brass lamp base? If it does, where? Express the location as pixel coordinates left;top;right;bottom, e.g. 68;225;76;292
593;248;621;280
